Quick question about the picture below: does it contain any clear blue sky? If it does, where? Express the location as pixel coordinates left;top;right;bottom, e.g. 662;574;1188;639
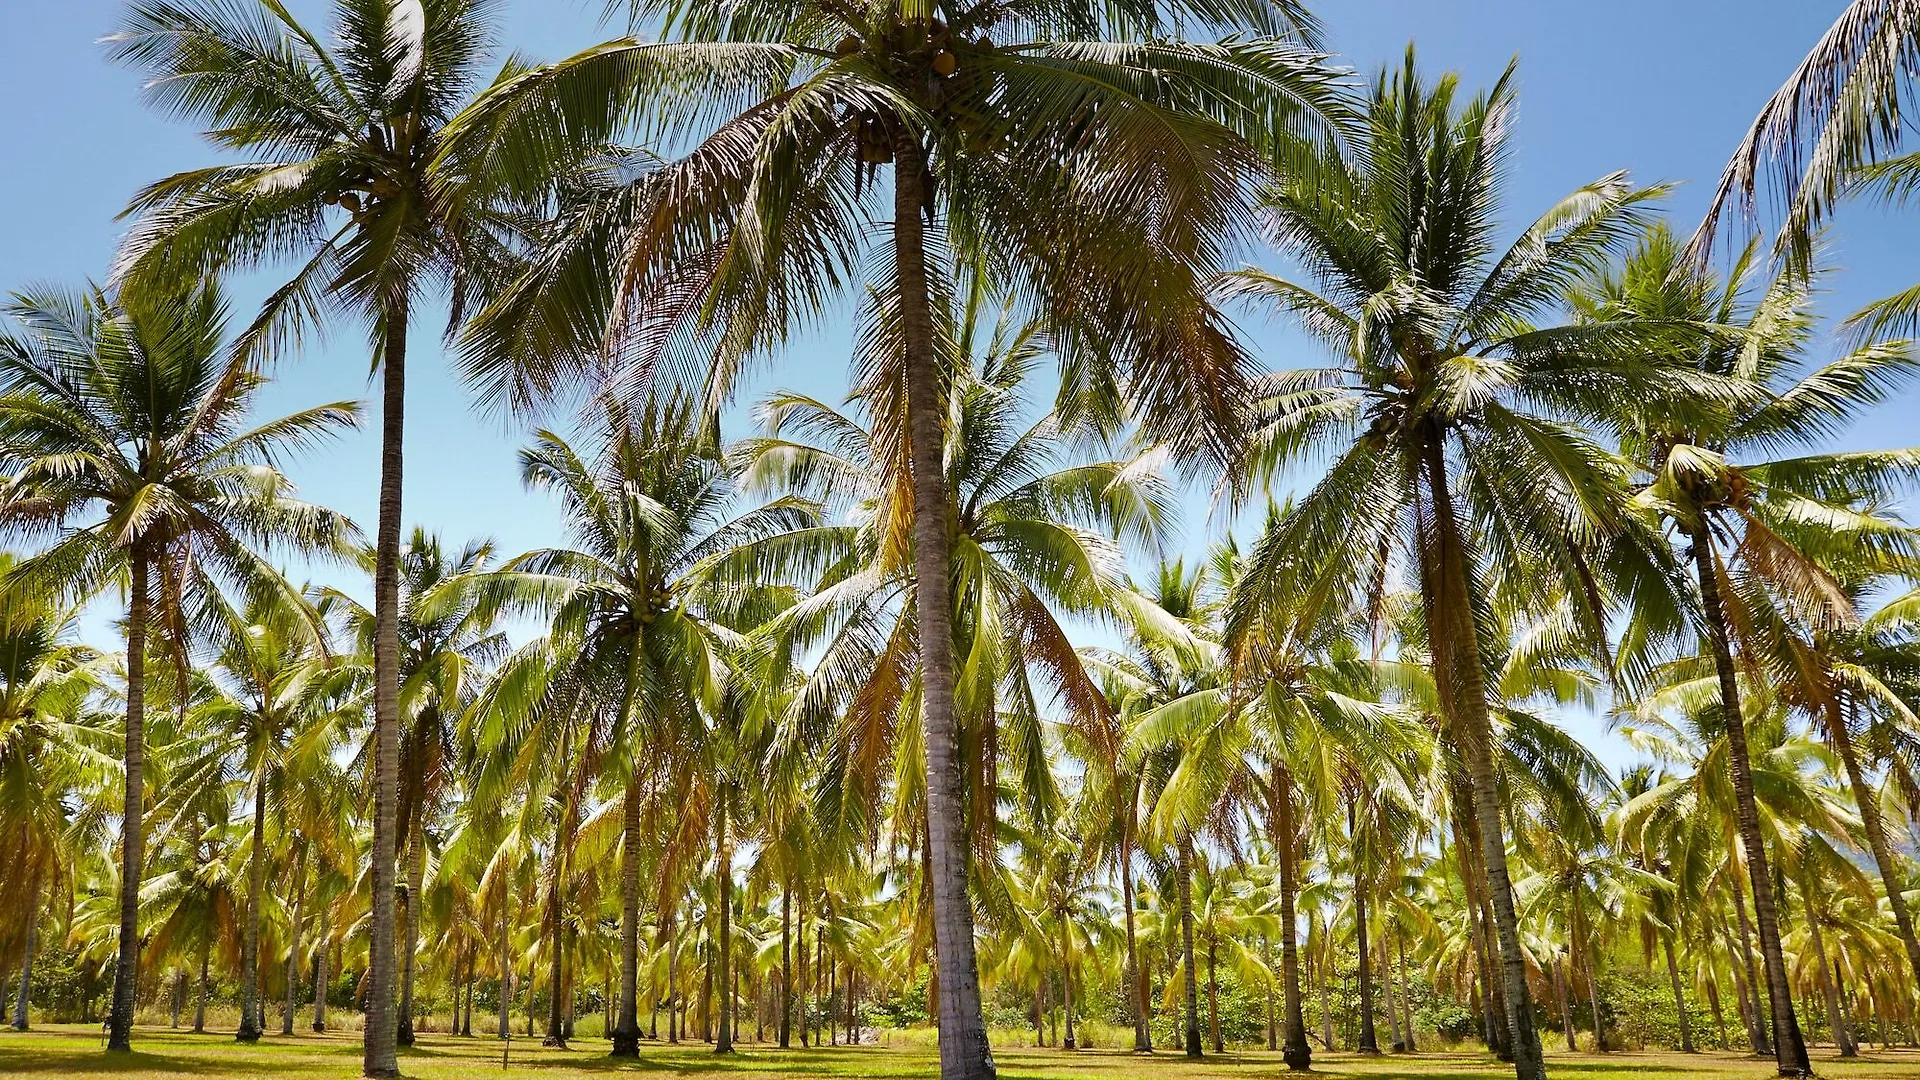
3;2;1915;765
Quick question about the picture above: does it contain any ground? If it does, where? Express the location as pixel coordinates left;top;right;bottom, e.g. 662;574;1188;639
3;1027;1918;1080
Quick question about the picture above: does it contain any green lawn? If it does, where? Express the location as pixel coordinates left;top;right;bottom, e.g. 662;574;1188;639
4;1027;1919;1080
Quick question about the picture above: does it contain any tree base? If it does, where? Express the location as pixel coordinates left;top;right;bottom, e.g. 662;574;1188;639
1282;1043;1312;1071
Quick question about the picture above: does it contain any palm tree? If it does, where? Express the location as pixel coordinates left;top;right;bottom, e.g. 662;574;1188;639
0;564;108;1031
106;4;521;1067
472;392;816;1055
448;8;1347;1072
323;531;503;1046
1219;52;1683;1080
0;281;356;1052
169;585;346;1041
1578;226;1920;1073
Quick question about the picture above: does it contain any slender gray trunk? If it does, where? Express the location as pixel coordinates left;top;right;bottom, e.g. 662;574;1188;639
1177;834;1201;1057
313;911;330;1033
1663;932;1694;1052
364;296;409;1078
1826;700;1920;988
1272;766;1310;1069
893;125;996;1080
194;940;210;1033
1805;889;1854;1056
238;782;266;1041
779;885;791;1048
612;751;645;1055
107;551;150;1052
1355;855;1378;1053
1687;528;1808;1076
715;795;733;1054
1121;819;1151;1053
283;836;308;1035
1421;433;1544;1080
1554;954;1577;1052
397;822;424;1046
12;908;34;1030
1382;931;1404;1051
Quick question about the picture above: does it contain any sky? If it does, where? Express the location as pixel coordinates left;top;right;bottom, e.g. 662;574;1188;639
2;1;1916;769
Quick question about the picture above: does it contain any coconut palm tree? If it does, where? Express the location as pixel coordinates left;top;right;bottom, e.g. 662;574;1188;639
469;391;817;1054
106;4;525;1065
1577;225;1920;1073
0;281;356;1052
321;530;504;1046
0;565;109;1031
1218;51;1690;1080
167;584;347;1041
446;7;1347;1072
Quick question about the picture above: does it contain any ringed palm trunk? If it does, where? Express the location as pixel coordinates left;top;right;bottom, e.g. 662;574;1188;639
1554;954;1577;1052
612;693;647;1056
365;296;409;1078
1061;912;1075;1050
1176;834;1202;1057
893;128;994;1080
1685;524;1809;1076
1272;765;1311;1069
194;939;210;1033
239;782;268;1041
1354;861;1379;1053
494;888;510;1040
313;908;331;1032
715;795;733;1054
398;822;425;1046
107;551;151;1052
283;837;307;1036
1824;700;1920;988
1120;813;1151;1053
1205;935;1221;1054
13;897;35;1030
1804;890;1851;1057
1662;931;1695;1053
1420;431;1545;1080
779;884;791;1048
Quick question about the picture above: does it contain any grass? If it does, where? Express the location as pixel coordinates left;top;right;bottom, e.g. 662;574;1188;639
4;1027;1920;1080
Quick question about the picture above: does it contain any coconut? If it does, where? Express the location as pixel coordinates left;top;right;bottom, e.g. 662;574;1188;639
931;50;957;76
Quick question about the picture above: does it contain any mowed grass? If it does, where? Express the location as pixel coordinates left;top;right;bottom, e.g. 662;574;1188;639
3;1026;1918;1080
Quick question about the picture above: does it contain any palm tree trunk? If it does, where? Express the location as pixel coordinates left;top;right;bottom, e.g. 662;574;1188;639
194;940;210;1033
1420;433;1544;1080
667;912;679;1044
12;906;34;1030
1382;931;1404;1052
1726;910;1765;1053
1355;860;1379;1053
398;823;424;1046
1705;970;1727;1050
1272;765;1310;1069
172;969;185;1029
1061;911;1076;1050
495;888;510;1040
1662;932;1694;1052
1825;701;1920;988
1176;834;1202;1057
544;899;567;1046
1120;816;1151;1054
1314;911;1334;1050
715;795;733;1054
239;782;267;1041
1205;937;1222;1054
1685;526;1809;1076
107;551;150;1053
1398;933;1418;1052
892;127;997;1080
1585;924;1607;1052
612;758;645;1056
283;836;308;1036
779;884;791;1048
365;297;409;1079
1804;889;1853;1057
313;909;330;1032
1555;954;1577;1052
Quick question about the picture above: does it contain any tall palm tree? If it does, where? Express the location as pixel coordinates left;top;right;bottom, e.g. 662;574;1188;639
107;5;520;1068
473;392;816;1054
323;530;503;1046
1578;227;1919;1073
447;8;1346;1073
170;585;346;1041
1219;52;1688;1080
0;563;109;1031
0;281;356;1052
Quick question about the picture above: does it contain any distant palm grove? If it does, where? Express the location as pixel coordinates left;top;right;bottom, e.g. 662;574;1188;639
6;3;1920;1080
